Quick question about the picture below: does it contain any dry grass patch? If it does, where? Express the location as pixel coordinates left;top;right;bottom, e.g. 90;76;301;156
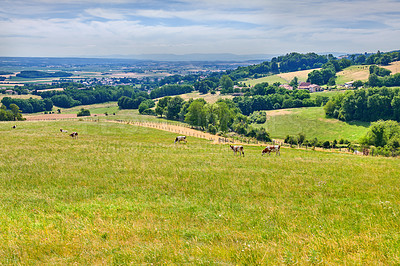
382;61;400;74
277;69;318;82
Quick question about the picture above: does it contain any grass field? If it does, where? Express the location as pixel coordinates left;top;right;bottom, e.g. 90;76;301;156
241;69;317;87
241;75;287;87
161;91;233;104
309;90;346;100
0;120;399;264
336;65;370;84
259;107;370;142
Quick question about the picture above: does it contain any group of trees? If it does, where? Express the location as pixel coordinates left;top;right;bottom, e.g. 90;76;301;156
16;70;73;78
149;84;194;99
1;97;53;113
367;73;400;87
360;120;400;156
307;58;352;85
0;104;24;121
153;96;271;141
232;89;329;115
117;91;150;110
324;87;400;122
227;53;329;80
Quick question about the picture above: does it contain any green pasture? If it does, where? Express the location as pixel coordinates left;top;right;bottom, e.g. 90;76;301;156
241;75;287;87
260;107;370;142
57;102;120;115
309;89;346;100
0;120;399;264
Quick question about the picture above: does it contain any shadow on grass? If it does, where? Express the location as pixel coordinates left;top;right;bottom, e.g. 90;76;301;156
346;120;371;128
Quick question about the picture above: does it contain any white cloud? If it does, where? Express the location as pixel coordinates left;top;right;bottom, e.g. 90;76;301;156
1;0;400;56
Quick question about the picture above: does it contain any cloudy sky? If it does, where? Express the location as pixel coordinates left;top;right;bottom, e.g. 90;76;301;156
1;0;400;58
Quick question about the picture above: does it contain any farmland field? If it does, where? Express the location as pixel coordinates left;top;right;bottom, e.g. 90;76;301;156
259;107;370;142
241;75;287;87
0;120;399;264
336;65;370;84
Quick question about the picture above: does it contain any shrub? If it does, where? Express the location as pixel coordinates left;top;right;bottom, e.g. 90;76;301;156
77;108;91;117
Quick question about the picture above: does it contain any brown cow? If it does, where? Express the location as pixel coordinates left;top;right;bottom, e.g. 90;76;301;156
262;145;280;156
230;145;244;157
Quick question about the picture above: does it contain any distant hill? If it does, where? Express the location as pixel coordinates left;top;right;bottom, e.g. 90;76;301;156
126;53;277;62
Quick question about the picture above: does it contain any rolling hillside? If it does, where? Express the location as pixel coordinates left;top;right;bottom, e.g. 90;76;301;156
258;107;370;142
0;120;399;264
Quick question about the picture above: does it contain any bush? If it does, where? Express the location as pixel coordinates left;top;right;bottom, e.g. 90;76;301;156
77;108;91;117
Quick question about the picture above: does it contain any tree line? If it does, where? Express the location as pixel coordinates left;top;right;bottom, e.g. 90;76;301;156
324;87;400;122
1;97;53;113
16;70;73;78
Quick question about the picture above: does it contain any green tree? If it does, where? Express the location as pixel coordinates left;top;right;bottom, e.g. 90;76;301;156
289;77;298;89
138;102;149;114
9;104;23;121
166;96;184;120
185;99;206;127
392;96;400;121
77;108;91;117
220;75;234;94
155;96;171;117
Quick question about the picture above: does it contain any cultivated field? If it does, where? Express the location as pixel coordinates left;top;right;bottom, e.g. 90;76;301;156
0;120;399;264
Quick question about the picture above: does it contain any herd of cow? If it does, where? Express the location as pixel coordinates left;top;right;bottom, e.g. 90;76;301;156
174;135;280;157
59;128;78;139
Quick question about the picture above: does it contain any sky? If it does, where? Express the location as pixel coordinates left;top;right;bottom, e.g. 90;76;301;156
1;0;400;58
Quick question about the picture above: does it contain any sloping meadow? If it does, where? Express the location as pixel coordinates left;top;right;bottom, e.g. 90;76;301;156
0;121;399;264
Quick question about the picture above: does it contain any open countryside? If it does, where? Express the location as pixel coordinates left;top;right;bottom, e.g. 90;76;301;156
1;11;400;263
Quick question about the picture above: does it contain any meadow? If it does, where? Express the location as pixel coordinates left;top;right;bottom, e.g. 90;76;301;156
259;107;370;142
0;120;399;264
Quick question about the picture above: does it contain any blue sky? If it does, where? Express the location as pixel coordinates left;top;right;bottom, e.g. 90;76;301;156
1;0;400;57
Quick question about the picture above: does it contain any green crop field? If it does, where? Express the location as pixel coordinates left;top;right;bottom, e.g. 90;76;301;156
0;120;399;264
259;107;370;142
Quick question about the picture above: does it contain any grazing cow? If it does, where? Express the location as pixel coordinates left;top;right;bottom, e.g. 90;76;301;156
70;132;78;139
60;129;68;133
174;136;187;144
354;150;363;155
230;145;244;157
12;125;16;129
262;145;281;156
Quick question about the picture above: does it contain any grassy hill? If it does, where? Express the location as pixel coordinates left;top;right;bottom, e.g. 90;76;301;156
241;61;400;87
0;120;399;264
258;107;370;142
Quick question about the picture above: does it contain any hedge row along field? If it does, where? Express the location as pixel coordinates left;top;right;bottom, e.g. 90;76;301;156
0;120;399;264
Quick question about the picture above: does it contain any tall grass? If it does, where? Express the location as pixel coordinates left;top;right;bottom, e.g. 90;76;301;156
0;120;399;264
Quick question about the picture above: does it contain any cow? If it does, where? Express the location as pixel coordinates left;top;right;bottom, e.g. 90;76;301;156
230;145;244;157
262;145;280;156
69;132;78;139
60;129;68;133
12;125;16;129
174;136;187;144
354;150;363;155
363;148;369;156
